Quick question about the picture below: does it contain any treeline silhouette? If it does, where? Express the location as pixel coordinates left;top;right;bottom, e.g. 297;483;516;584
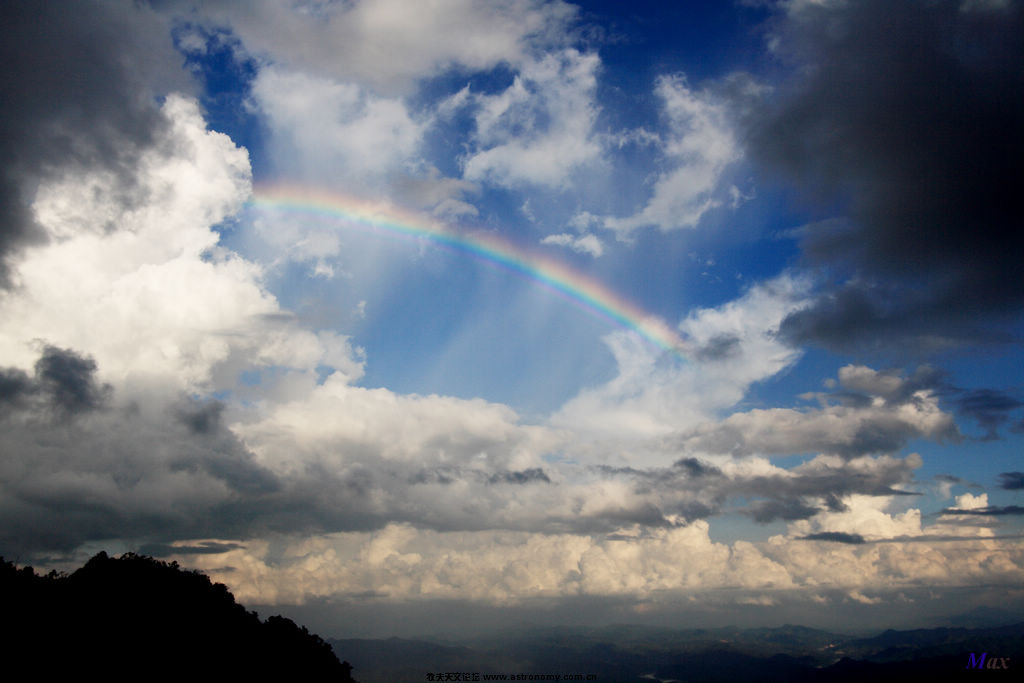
2;552;356;679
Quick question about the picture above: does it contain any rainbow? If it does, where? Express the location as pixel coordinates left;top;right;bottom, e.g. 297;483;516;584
247;184;688;356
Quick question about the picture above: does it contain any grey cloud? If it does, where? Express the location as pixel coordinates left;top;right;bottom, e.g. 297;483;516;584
953;389;1023;439
822;492;847;513
409;469;458;486
0;1;188;285
598;448;918;529
676;406;947;459
800;532;866;545
0;346;110;418
746;0;1024;351
488;468;552;485
942;505;1024;517
838;365;947;405
407;465;555;487
137;541;245;557
747;499;819;523
998;472;1024;491
740;464;923;502
672;365;958;459
673;457;722;478
176;399;227;435
0;368;32;407
824;391;874;410
735;459;920;524
34;346;111;415
874;532;1024;544
694;334;742;362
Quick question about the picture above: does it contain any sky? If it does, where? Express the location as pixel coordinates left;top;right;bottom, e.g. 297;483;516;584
1;0;1023;638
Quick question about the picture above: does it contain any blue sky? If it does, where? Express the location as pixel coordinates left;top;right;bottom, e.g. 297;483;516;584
1;0;1022;636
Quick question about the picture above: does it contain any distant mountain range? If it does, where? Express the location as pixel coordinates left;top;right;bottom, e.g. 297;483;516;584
332;620;1023;682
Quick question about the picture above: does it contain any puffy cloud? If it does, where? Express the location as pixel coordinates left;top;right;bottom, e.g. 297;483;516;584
749;0;1024;351
251;66;427;187
461;50;603;189
552;274;808;440
787;494;924;542
941;492;1024;519
954;492;989;510
540;233;604;258
184;0;579;94
168;514;1024;609
0;95;363;392
603;74;742;235
170;521;795;605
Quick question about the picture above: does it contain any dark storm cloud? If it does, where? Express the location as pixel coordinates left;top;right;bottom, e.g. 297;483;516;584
799;531;866;545
998;472;1024;490
0;345;109;417
34;346;111;415
0;348;285;555
747;0;1024;351
0;1;188;284
0;368;33;407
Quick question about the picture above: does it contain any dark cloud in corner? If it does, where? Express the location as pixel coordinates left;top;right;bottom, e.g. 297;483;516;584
747;0;1024;351
0;1;189;285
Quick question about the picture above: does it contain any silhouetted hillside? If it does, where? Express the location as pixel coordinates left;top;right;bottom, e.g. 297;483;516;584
2;552;357;680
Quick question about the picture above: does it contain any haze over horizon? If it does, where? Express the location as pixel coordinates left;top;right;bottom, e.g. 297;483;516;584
1;0;1022;638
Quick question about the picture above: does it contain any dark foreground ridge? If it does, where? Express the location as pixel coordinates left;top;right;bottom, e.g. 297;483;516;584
2;552;357;680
